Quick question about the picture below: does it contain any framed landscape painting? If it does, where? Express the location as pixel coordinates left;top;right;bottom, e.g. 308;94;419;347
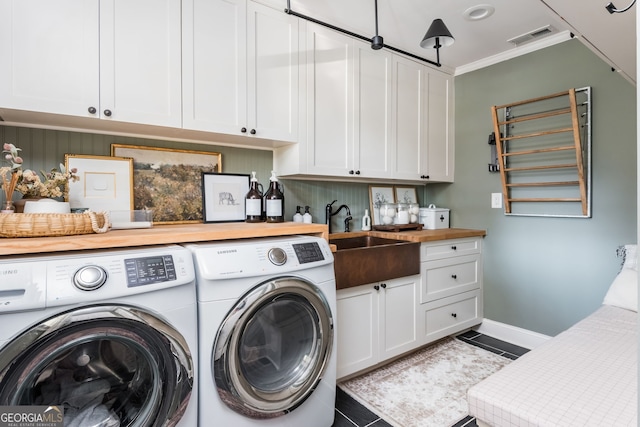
111;144;221;224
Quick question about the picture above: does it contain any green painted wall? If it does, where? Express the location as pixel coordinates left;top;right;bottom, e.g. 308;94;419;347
0;126;427;231
1;39;634;336
428;39;637;335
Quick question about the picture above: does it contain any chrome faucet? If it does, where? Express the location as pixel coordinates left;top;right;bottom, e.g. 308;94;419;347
326;200;352;234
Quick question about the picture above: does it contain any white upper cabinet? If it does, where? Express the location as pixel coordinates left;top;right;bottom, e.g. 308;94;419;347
302;24;352;175
425;69;454;182
182;0;299;142
392;55;426;181
392;56;454;183
278;22;393;179
100;0;182;127
276;21;453;183
354;45;393;179
0;0;182;128
0;0;100;118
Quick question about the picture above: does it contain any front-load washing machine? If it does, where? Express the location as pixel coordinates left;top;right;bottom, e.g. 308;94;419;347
186;235;336;427
0;245;198;427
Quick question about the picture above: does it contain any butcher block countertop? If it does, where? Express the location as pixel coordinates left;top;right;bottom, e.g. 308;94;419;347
0;222;486;257
329;228;486;244
0;222;329;256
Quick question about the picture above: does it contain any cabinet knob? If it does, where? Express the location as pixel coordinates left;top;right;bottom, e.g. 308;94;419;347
373;285;380;291
348;170;354;175
451;274;457;279
451;245;457;250
380;283;386;289
241;127;247;133
355;170;361;175
451;313;457;318
88;106;97;114
103;109;112;117
421;175;430;179
250;129;256;135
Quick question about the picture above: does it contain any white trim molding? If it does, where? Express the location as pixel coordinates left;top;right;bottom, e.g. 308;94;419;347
473;318;551;350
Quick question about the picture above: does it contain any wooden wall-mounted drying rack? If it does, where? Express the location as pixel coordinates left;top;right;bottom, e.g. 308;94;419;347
491;87;591;217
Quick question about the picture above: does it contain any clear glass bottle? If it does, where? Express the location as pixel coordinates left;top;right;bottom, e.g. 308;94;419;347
264;171;284;223
380;203;396;225
245;171;264;223
408;203;420;223
396;203;409;225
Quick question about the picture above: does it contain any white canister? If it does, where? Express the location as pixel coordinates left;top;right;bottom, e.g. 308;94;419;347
419;204;450;229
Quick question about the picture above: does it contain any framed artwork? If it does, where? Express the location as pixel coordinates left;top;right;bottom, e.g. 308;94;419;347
369;185;395;225
65;154;133;213
394;186;418;204
111;144;221;224
202;173;249;223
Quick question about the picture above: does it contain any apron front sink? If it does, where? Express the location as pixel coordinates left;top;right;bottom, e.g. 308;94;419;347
329;236;420;290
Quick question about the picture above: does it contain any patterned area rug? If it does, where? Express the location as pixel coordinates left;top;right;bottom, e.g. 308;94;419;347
339;337;511;427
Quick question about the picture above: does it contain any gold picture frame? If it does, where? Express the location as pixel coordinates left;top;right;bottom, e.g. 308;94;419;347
111;144;222;224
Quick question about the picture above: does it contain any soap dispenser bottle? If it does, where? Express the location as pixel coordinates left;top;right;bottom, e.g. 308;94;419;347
245;171;264;223
264;170;285;223
303;206;312;223
362;209;371;231
293;206;303;222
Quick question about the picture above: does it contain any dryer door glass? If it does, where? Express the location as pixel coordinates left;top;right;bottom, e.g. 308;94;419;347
214;277;333;418
0;305;193;427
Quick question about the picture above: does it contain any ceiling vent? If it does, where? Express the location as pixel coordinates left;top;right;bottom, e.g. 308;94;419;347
507;25;556;46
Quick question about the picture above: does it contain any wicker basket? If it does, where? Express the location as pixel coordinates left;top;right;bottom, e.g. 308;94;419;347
0;211;110;238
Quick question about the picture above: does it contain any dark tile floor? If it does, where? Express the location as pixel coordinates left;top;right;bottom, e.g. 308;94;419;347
332;331;529;427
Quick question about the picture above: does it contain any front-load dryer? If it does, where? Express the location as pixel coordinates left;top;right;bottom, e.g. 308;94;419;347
0;245;197;427
186;235;337;427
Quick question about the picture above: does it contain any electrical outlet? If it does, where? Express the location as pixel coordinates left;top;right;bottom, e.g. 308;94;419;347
491;193;502;209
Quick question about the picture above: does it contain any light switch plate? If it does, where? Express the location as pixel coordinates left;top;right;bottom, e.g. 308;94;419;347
491;193;502;209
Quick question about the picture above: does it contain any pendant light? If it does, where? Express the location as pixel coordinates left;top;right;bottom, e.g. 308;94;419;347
285;0;451;67
420;19;455;66
371;0;384;50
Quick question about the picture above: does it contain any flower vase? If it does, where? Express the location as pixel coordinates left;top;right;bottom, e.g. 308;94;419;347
1;200;14;213
14;196;45;213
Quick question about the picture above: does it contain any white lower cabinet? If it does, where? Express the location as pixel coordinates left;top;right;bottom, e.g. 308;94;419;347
336;238;483;379
336;275;419;379
420;237;483;343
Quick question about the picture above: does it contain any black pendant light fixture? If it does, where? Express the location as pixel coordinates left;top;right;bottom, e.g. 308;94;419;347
284;0;453;67
420;19;455;66
371;0;384;50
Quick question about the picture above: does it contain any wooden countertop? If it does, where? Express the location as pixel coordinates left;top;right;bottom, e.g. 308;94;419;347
0;222;329;256
329;228;486;243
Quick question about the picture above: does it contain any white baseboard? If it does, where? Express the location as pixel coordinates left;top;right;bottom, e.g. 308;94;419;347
473;318;551;350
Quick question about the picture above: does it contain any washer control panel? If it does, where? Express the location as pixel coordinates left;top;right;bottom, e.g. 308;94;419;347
292;242;325;263
124;255;177;287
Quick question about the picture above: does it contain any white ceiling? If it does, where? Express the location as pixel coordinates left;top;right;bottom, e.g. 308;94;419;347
271;0;636;82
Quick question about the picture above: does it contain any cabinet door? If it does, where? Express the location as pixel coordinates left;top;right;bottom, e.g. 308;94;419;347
426;69;454;182
247;2;299;142
183;0;247;134
100;0;182;127
379;276;419;360
305;23;354;176
391;56;427;181
336;285;379;379
354;44;393;179
0;0;99;117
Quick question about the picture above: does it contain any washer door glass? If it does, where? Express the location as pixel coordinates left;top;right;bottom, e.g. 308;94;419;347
214;277;333;418
0;305;193;427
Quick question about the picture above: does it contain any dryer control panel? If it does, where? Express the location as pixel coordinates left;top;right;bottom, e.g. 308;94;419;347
188;236;333;280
